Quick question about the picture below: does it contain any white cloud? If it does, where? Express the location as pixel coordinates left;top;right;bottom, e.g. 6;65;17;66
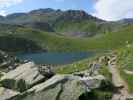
0;0;23;16
0;10;6;16
0;0;23;8
93;0;133;21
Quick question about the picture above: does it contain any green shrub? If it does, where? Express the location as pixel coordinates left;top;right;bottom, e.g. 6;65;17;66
0;79;28;92
79;90;112;100
0;79;16;89
17;79;28;92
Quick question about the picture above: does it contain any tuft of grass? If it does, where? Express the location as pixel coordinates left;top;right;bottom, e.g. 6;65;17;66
54;58;92;74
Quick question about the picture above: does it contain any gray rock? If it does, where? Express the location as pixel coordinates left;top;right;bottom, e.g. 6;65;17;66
1;62;53;87
0;50;20;72
127;95;133;100
80;75;105;90
88;62;101;76
0;87;20;100
19;74;104;100
38;65;55;78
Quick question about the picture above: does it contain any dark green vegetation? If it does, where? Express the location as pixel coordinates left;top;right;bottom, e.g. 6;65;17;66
79;80;114;100
0;35;42;53
0;79;28;92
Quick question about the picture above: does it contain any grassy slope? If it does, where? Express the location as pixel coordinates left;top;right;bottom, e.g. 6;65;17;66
54;20;109;34
37;24;133;51
116;46;133;94
0;24;133;52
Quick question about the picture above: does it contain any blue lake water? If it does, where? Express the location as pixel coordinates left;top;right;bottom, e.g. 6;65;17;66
17;52;94;64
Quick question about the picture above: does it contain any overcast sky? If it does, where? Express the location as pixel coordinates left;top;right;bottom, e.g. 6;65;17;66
0;0;133;21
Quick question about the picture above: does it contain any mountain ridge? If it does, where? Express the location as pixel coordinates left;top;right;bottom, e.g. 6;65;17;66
0;8;132;53
0;8;107;37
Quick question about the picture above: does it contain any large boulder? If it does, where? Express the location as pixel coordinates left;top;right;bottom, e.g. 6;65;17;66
1;62;54;87
18;74;105;100
0;87;20;100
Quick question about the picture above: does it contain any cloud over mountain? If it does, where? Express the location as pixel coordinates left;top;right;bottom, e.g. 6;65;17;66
93;0;133;21
0;0;23;16
0;0;23;8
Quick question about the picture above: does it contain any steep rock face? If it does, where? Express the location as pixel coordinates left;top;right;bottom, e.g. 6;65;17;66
57;10;99;21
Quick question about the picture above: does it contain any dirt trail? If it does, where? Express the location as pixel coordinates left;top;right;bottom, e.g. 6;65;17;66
108;64;129;100
106;53;133;100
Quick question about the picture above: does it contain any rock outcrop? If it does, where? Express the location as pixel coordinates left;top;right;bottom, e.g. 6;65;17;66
0;50;20;72
14;74;104;100
1;62;55;87
0;60;105;100
0;51;114;100
0;73;105;100
0;87;20;100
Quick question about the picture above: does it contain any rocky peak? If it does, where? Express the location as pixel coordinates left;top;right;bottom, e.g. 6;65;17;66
28;8;100;21
57;9;102;21
64;10;89;18
29;8;56;15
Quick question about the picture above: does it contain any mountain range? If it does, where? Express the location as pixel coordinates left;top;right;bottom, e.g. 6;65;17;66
0;8;133;53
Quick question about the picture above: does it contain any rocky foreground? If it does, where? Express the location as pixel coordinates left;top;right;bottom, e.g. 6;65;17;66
0;50;133;100
0;50;108;100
